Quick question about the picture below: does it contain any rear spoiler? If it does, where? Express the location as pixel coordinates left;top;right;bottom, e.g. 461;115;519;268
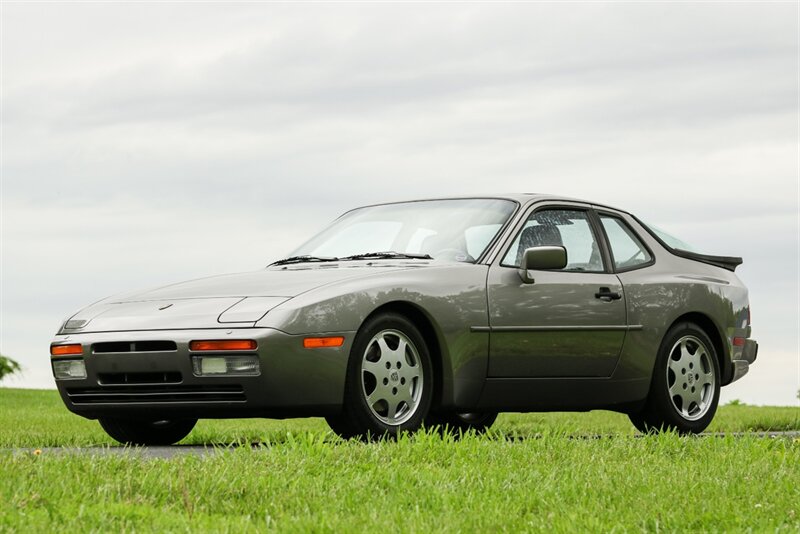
631;215;743;272
668;249;743;272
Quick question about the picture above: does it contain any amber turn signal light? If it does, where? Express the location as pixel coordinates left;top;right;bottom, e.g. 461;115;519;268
50;344;82;356
189;340;257;351
303;336;345;349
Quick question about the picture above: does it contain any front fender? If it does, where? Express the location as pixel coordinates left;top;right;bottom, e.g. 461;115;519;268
257;263;491;409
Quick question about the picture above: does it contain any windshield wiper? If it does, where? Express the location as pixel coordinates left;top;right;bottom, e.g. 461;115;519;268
340;251;433;261
268;255;340;267
269;251;432;266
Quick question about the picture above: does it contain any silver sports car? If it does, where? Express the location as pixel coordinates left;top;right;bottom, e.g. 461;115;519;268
50;195;758;444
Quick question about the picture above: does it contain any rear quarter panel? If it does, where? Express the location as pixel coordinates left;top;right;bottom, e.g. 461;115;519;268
614;215;750;387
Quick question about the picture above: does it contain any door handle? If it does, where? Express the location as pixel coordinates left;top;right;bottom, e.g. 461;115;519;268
595;287;622;301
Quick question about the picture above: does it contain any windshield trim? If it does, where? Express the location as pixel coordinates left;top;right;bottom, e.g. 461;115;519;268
332;196;521;225
473;199;521;264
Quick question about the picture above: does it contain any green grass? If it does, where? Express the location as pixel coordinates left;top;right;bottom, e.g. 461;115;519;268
1;388;799;532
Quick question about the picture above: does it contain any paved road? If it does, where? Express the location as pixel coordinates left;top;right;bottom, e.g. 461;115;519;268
14;444;244;459
7;431;800;459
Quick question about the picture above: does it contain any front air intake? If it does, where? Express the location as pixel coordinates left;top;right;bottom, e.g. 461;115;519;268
92;341;178;353
98;372;183;385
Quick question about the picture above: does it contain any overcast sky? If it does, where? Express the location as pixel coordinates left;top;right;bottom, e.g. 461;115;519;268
1;2;797;405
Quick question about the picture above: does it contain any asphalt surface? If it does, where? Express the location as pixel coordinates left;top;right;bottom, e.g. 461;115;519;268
7;431;800;459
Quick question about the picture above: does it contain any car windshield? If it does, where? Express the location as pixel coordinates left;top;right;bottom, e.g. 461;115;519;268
289;199;517;263
644;222;697;252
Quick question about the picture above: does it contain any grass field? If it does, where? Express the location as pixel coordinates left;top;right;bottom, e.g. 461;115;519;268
1;388;799;532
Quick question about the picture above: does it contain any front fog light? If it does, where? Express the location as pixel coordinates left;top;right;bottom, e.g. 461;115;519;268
53;359;87;380
192;355;260;376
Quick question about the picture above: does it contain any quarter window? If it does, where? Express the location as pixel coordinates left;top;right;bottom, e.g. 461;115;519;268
501;209;605;272
600;215;652;270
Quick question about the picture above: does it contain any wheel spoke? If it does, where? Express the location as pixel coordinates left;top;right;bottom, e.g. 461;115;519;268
699;371;713;388
365;390;381;408
698;384;709;406
671;393;684;415
689;345;705;368
404;365;421;381
396;338;408;360
366;382;390;406
386;400;398;420
679;340;691;362
397;383;413;407
362;359;385;377
376;337;390;357
684;388;700;412
689;374;711;414
667;357;683;375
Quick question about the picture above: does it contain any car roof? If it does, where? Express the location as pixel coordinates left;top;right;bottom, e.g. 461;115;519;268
362;194;630;215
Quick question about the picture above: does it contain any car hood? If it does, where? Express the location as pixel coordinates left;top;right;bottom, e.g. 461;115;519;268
60;264;420;333
113;266;398;301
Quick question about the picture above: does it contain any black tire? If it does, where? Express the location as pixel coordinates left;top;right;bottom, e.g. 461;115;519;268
631;322;721;435
326;313;434;441
99;417;197;445
426;411;498;435
627;412;649;434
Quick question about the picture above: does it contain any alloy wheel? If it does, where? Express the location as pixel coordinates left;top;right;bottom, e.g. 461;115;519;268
360;329;424;425
666;335;715;421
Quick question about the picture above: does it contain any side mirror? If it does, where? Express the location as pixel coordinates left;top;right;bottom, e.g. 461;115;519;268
518;246;567;284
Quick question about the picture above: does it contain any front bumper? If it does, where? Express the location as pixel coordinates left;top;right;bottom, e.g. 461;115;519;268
50;327;353;420
729;339;758;384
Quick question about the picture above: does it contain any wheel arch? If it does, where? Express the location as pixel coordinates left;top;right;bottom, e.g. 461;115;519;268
360;301;450;411
667;312;730;385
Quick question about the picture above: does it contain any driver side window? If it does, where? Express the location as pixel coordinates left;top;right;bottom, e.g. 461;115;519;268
501;208;605;272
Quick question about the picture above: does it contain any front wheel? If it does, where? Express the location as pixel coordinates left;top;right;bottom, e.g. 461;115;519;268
630;322;720;434
326;313;433;440
99;418;197;445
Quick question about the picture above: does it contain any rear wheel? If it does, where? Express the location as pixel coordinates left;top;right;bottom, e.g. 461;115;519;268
326;313;433;440
99;418;197;445
630;322;720;434
427;411;498;435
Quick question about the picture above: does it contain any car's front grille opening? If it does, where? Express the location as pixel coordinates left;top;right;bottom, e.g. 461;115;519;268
93;341;178;353
98;372;182;385
66;385;246;404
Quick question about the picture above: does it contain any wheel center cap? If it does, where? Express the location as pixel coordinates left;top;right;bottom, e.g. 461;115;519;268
390;371;399;382
688;373;694;385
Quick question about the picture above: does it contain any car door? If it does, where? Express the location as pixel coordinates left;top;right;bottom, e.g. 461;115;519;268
486;205;627;378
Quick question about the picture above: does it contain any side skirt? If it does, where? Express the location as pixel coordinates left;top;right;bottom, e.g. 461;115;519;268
475;377;650;412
